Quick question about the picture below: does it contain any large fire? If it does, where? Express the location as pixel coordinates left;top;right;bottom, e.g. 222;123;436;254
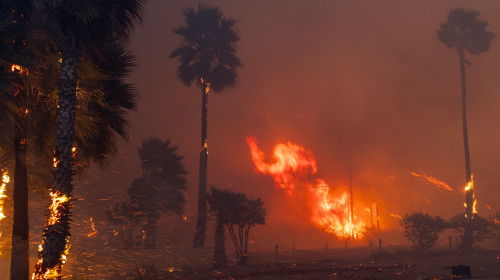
246;136;366;239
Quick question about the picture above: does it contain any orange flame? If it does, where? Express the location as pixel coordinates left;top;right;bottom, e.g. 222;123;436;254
410;171;453;191
464;175;477;217
247;136;366;239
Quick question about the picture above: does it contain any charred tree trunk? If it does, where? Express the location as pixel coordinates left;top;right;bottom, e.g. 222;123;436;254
459;49;473;252
213;213;226;268
33;39;79;280
193;83;209;247
10;74;29;280
241;225;250;266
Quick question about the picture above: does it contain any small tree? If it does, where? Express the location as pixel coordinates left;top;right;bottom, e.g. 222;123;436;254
227;197;266;265
208;187;266;268
207;187;246;269
400;212;446;253
106;201;141;249
450;213;494;248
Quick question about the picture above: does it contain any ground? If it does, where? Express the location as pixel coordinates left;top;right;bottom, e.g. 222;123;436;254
165;247;500;280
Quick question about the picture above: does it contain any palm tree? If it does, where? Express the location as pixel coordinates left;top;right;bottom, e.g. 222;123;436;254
171;4;242;248
128;137;187;249
0;2;40;278
437;8;495;251
31;1;144;278
207;186;245;269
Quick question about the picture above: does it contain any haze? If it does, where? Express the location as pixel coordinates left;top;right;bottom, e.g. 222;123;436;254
76;0;500;249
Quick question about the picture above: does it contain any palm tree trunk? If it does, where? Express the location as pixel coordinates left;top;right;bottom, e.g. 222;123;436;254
213;213;226;269
10;78;29;280
33;40;79;280
459;49;473;251
193;83;209;247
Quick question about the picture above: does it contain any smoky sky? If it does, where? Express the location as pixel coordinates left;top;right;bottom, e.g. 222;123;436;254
79;0;500;247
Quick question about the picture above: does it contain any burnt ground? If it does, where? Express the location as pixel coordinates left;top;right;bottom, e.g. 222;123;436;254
165;247;500;280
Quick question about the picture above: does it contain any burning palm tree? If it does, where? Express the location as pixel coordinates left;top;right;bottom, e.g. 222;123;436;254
31;1;145;278
437;8;495;251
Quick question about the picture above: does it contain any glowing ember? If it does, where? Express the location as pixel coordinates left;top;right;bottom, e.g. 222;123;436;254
246;136;366;239
87;217;97;237
0;170;9;221
410;171;453;191
11;64;27;74
390;213;402;220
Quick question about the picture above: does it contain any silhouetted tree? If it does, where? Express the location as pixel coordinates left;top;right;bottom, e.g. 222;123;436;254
208;187;266;267
171;5;242;247
450;213;494;247
228;197;265;265
400;212;447;254
437;7;495;251
106;201;140;249
128;137;187;249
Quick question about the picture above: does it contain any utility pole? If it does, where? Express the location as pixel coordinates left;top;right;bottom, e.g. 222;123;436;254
348;142;354;241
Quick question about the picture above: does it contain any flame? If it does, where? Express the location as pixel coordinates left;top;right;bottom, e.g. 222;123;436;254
410;171;453;191
0;170;9;221
52;157;59;168
47;191;69;226
464;175;477;217
247;136;366;239
32;190;71;279
200;77;210;94
11;64;29;76
87;217;97;237
464;175;473;192
34;146;78;279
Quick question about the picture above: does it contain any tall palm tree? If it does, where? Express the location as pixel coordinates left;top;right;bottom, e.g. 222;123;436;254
171;4;242;247
437;8;494;251
0;2;39;278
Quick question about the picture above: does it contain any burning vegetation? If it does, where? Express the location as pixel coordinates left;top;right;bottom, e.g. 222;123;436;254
246;136;366;240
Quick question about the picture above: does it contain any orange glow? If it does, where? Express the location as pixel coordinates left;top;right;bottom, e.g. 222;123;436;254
410;171;453;191
247;136;366;239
